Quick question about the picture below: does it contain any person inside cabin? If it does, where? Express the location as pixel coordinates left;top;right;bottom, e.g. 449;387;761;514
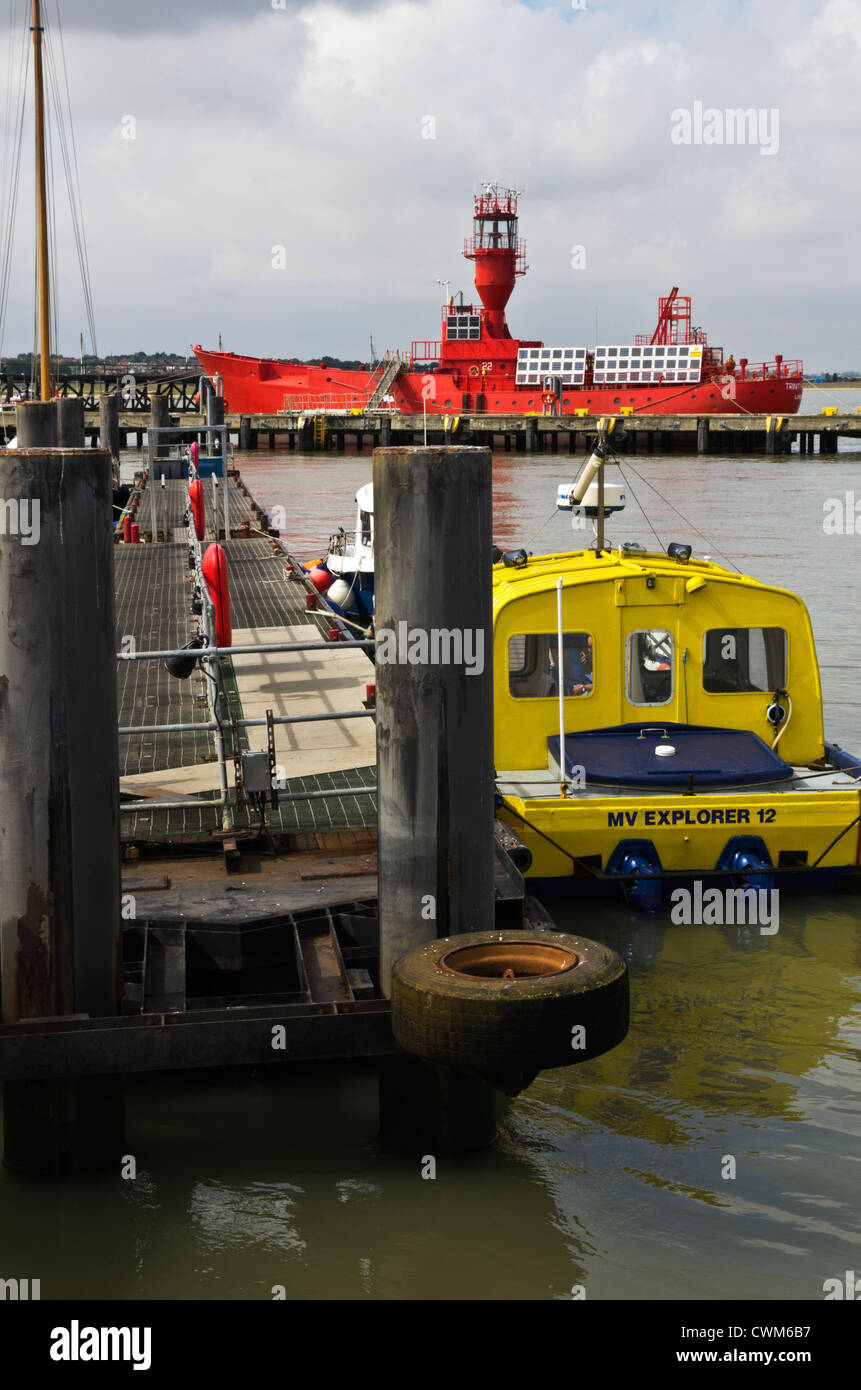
639;630;672;703
538;634;593;697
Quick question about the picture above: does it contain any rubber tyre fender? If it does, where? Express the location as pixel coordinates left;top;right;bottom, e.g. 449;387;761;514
391;929;629;1090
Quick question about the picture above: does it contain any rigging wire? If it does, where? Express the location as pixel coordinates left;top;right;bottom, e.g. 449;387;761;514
44;2;97;355
0;4;31;364
522;502;566;554
0;2;99;374
44;48;59;378
619;455;743;573
614;458;667;553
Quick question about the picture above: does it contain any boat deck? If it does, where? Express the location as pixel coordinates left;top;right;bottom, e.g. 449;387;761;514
496;764;861;800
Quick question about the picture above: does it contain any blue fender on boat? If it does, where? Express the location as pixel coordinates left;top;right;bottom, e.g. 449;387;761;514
716;836;774;894
606;838;663;915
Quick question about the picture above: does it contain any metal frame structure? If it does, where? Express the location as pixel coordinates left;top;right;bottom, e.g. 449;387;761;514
144;425;232;540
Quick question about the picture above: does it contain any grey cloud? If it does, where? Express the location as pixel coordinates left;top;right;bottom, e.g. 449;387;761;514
55;0;386;34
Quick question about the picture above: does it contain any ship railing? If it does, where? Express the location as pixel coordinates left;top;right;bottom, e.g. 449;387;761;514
463;236;527;276
280;393;371;413
411;341;442;364
721;359;803;381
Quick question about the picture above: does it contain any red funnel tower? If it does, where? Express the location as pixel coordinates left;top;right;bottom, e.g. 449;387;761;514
463;183;527;339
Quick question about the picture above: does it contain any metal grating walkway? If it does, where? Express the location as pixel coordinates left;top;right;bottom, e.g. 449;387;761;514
221;537;340;641
115;471;376;842
115;543;214;776
121;767;377;841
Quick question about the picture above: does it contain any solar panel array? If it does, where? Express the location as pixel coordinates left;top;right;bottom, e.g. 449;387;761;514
593;344;703;385
516;346;588;386
446;313;481;341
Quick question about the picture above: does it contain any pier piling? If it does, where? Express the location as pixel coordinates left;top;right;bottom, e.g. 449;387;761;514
206;389;225;459
0;446;124;1175
56;397;85;448
149;394;169;460
373;445;498;1154
99;392;120;463
15;399;57;447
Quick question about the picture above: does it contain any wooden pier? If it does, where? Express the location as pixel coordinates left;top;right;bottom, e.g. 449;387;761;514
0;461;538;1158
4;408;856;456
1;367;858;456
220;410;861;456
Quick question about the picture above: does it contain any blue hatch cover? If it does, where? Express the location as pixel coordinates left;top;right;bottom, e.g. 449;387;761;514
548;722;793;788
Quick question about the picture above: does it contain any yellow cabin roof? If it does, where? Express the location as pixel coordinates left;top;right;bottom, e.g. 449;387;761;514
491;546;824;769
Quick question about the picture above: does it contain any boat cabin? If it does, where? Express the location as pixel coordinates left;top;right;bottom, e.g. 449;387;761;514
493;546;824;786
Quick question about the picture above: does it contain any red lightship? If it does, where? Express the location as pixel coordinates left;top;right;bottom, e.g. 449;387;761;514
195;184;802;418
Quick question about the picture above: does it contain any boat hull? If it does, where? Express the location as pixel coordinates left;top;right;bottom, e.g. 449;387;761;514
497;765;861;908
194;346;803;418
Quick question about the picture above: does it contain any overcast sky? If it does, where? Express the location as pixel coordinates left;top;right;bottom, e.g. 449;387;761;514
0;0;858;368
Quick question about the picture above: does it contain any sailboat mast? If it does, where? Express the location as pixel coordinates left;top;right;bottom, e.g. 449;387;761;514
32;0;52;401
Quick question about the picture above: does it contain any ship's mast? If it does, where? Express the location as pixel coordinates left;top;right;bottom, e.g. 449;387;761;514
32;0;52;401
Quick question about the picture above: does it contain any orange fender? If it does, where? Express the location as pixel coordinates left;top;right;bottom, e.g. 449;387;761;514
201;543;232;648
189;478;205;541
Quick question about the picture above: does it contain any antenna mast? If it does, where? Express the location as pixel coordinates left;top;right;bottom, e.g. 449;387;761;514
32;0;52;401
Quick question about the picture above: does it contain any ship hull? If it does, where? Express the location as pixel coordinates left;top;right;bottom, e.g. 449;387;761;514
194;347;802;418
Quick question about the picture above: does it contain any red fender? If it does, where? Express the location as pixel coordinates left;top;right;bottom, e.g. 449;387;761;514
189;440;200;473
189;478;205;541
201;543;232;648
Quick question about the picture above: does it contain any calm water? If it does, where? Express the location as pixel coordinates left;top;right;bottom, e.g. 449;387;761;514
2;446;859;1301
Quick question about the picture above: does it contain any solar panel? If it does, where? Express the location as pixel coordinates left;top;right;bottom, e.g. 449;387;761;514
516;346;587;386
446;313;482;342
593;344;703;386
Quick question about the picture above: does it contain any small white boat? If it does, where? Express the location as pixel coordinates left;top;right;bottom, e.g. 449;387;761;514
321;481;375;622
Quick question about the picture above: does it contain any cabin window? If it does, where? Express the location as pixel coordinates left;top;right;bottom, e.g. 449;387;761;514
508;632;593;698
359;510;372;546
702;628;787;694
626;629;673;705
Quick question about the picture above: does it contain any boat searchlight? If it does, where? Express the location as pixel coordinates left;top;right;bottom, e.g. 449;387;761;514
557;440;627;522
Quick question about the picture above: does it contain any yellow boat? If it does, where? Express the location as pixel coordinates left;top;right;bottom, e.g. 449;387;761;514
493;450;861;910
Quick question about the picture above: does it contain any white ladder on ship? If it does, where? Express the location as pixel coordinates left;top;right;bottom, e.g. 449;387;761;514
366;350;408;410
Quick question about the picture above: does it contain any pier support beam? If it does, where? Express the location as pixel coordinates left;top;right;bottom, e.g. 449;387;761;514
55;397;85;444
0;446;123;1176
149;393;169;460
206;389;224;460
697;418;709;455
15;400;57;447
99;392;120;465
374;445;497;1154
56;398;85;448
820;430;838;455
